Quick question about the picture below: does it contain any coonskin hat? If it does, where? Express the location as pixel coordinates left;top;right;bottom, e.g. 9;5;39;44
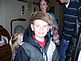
30;11;52;26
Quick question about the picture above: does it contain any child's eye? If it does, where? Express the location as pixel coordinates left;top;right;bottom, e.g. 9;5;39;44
44;25;47;27
36;25;39;27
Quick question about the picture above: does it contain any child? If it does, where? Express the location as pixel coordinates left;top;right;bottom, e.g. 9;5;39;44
14;11;59;61
9;32;23;61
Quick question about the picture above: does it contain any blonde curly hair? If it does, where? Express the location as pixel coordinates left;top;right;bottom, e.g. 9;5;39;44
9;32;23;55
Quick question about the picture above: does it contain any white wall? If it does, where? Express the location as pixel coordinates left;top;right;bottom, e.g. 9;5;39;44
0;0;32;36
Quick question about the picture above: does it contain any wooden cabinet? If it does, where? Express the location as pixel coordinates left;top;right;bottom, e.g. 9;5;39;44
0;44;12;61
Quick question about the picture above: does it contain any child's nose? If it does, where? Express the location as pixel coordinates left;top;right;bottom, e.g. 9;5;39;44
40;27;44;31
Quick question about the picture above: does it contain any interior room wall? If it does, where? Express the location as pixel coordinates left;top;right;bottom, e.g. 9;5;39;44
0;0;32;36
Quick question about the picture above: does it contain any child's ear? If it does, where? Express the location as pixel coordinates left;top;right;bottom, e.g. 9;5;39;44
31;24;34;31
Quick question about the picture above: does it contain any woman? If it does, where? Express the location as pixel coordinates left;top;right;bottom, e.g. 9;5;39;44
39;0;49;13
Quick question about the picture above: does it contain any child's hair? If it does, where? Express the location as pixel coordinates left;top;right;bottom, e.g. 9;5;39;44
9;32;23;54
30;11;52;26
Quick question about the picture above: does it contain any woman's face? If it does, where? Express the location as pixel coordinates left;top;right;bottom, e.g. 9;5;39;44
40;0;48;13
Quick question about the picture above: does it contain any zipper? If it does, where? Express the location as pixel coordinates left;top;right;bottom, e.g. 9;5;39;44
40;48;47;61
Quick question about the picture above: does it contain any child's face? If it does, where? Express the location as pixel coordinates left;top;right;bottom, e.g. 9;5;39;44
31;19;49;38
